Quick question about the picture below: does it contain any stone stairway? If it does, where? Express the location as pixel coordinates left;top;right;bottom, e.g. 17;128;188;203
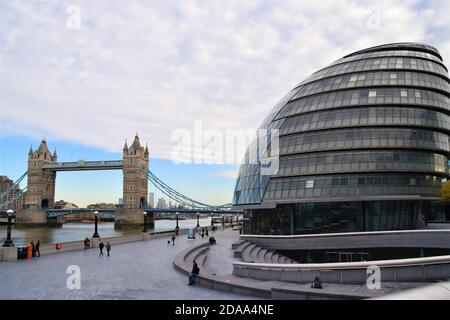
173;240;396;300
233;240;297;264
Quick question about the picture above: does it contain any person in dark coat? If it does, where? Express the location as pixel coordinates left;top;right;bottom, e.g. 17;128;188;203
106;242;111;257
171;236;176;246
35;240;41;257
31;241;35;257
99;240;104;256
188;260;200;285
205;228;209;237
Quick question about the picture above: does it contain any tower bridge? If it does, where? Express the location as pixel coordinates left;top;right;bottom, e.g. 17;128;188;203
0;135;238;227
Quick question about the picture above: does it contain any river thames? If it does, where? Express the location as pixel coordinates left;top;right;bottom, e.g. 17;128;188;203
0;218;213;246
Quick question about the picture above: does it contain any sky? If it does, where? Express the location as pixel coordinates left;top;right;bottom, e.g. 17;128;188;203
1;0;449;206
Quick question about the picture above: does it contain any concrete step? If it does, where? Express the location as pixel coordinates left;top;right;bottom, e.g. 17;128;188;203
242;243;257;263
231;240;246;249
271;253;280;263
263;250;272;263
233;241;251;258
256;248;267;263
251;246;262;260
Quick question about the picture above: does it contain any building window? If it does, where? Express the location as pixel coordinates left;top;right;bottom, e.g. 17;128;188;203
305;180;314;188
401;90;408;97
368;90;377;98
415;91;421;98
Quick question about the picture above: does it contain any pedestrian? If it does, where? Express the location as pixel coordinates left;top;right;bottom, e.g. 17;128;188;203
31;241;35;257
99;240;104;256
171;236;176;246
106;242;111;257
205;228;209;237
84;238;88;250
35;240;40;257
188;260;200;285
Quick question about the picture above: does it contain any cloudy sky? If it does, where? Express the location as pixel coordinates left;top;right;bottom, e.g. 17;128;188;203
1;0;449;206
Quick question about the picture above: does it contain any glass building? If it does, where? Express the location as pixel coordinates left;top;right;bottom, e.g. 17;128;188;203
233;43;450;235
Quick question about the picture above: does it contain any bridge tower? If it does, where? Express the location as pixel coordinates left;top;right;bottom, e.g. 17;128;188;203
24;139;57;209
122;134;149;209
116;134;151;227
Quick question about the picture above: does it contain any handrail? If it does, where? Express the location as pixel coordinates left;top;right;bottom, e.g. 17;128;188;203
233;254;450;270
240;228;450;239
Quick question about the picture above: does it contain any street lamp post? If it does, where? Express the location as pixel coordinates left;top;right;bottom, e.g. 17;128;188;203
222;214;225;227
196;212;200;228
143;211;148;233
3;209;15;247
92;211;100;238
175;212;180;235
211;212;214;226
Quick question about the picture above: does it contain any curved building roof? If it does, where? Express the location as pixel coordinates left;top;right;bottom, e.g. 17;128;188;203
233;42;450;208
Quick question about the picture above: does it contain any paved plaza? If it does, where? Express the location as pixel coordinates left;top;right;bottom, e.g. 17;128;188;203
0;228;255;299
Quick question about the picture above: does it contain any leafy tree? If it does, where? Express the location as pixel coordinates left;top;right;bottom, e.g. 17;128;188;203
441;181;450;202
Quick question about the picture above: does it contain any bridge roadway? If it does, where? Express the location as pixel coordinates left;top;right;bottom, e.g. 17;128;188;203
42;160;123;171
0;228;255;299
45;208;243;218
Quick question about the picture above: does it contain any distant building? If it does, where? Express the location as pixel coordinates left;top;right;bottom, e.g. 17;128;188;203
156;197;167;209
148;192;155;208
87;203;116;209
54;200;78;209
117;197;123;205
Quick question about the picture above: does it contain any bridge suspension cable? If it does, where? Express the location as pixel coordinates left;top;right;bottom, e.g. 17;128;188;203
144;169;232;210
0;170;233;211
0;172;28;210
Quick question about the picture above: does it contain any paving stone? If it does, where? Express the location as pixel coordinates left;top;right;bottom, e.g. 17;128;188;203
0;228;252;300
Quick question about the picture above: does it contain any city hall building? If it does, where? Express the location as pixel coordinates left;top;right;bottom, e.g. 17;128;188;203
233;43;450;235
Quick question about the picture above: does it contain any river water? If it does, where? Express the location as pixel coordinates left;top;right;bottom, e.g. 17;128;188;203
0;218;213;246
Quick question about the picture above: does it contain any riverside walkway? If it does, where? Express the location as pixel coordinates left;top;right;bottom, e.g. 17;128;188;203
0;228;254;299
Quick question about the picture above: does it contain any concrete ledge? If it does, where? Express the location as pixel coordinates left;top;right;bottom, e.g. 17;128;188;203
240;229;450;251
232;255;450;284
1;229;184;262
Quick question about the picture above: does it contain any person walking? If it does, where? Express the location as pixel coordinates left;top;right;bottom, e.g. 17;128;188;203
188;260;200;285
30;241;36;257
171;236;176;246
35;240;41;257
106;242;111;257
205;228;209;237
99;240;104;256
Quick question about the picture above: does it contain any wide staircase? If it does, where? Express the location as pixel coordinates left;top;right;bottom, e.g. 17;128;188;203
232;240;298;264
172;234;396;299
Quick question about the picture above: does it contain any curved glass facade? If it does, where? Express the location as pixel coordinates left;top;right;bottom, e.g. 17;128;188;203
233;43;450;235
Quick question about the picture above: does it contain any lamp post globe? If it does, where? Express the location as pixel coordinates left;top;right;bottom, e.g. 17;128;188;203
92;211;100;238
143;211;148;233
3;209;15;247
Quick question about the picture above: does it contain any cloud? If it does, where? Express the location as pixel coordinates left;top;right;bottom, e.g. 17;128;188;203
1;0;449;162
